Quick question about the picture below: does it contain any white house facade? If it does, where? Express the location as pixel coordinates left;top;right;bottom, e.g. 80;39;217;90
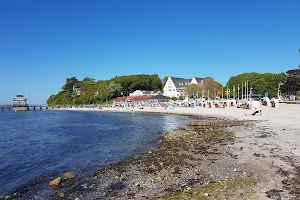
163;76;204;98
129;90;160;96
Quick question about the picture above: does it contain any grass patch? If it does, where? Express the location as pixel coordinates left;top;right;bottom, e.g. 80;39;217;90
155;175;257;200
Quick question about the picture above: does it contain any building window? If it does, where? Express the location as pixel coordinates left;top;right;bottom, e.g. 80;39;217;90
173;89;175;91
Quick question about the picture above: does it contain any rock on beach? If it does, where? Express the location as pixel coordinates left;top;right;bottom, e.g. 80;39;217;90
49;177;62;187
63;171;76;179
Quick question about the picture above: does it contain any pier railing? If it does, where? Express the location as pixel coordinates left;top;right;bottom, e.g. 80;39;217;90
0;104;49;111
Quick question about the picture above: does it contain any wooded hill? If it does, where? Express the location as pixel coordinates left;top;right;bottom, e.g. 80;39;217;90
47;74;162;106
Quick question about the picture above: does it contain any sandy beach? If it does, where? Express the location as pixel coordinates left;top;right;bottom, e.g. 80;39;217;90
50;103;300;199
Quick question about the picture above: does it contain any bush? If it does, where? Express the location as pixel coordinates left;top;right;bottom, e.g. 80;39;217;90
178;96;184;101
171;96;177;101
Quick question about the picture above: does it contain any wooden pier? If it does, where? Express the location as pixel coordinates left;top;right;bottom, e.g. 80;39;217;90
0;104;48;111
0;94;49;112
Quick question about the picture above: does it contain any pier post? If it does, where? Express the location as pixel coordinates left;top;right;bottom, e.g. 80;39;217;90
34;107;35;110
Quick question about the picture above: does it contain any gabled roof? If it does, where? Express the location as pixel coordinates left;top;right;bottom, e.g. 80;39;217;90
169;76;204;88
170;77;192;88
194;77;204;83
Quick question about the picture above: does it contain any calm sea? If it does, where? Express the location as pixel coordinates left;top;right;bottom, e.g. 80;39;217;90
0;110;191;196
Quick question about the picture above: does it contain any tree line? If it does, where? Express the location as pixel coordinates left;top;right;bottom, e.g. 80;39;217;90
47;74;162;106
48;54;300;106
226;72;286;97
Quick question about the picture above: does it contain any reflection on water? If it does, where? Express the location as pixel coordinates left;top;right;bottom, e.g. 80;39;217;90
0;111;191;196
162;115;183;131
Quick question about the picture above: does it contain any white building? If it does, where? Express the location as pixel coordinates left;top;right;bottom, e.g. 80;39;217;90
129;90;158;96
163;77;204;98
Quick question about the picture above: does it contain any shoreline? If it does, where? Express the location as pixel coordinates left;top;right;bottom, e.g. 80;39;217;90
51;104;300;199
3;104;300;199
48;103;300;199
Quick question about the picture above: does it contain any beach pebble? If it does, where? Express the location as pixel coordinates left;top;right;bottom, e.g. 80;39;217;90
155;176;163;181
4;195;11;200
56;193;64;198
63;171;75;179
49;177;62;187
204;193;209;196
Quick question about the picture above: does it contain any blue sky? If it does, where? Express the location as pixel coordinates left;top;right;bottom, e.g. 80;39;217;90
0;0;299;104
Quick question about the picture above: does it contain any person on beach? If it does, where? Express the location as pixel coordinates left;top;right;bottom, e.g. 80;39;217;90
245;100;262;116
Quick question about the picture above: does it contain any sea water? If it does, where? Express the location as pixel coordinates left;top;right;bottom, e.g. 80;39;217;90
0;110;191;196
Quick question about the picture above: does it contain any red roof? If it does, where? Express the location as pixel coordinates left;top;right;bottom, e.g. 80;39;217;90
114;96;152;101
114;96;126;101
286;69;300;75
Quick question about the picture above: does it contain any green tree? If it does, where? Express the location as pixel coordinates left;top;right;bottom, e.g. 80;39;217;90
83;77;95;85
185;84;202;98
226;72;286;97
202;77;223;98
106;82;122;99
62;77;78;91
162;76;169;89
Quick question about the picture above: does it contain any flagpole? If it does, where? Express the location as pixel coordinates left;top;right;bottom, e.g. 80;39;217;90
222;87;223;99
244;81;247;99
214;88;216;99
233;85;235;100
226;86;229;99
245;81;247;100
242;82;243;99
247;80;249;100
238;84;239;100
